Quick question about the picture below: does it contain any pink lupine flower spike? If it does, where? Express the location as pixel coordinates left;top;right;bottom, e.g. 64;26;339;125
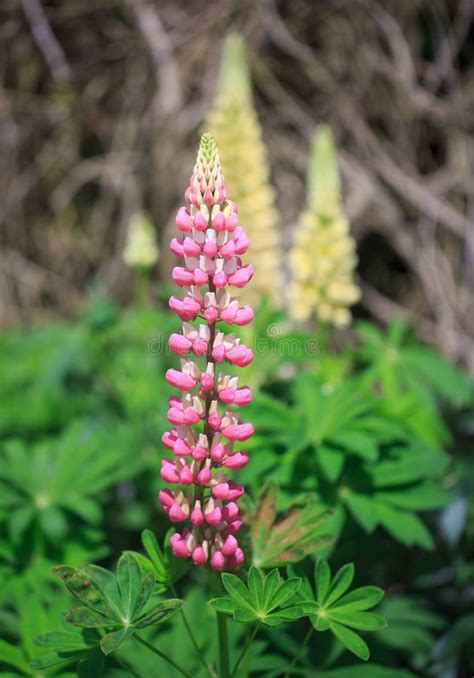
161;133;254;571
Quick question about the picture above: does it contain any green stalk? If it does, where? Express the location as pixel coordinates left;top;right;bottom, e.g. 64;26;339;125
135;634;191;677
231;625;257;677
134;266;149;306
171;583;213;677
284;625;314;678
210;573;231;678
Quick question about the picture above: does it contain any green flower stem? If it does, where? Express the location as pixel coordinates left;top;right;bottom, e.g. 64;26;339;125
231;625;257;677
135;633;191;677
210;573;231;678
284;625;314;678
171;583;213;677
134;266;150;306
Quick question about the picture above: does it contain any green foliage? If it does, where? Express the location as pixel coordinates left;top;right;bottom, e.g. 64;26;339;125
52;553;182;653
34;552;182;672
208;566;316;627
0;293;471;676
247;374;452;549
295;559;386;661
0;421;142;557
140;529;190;587
376;596;444;670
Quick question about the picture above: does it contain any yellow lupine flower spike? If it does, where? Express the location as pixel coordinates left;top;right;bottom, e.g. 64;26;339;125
205;33;282;307
289;126;360;327
124;211;159;270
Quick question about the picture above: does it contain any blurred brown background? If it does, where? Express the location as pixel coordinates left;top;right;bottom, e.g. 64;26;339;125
1;0;473;368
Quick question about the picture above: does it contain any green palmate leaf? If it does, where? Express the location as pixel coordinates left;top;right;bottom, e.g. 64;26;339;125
100;627;134;655
300;559;386;661
329;620;370;661
209;567;308;627
135;599;183;628
52;555;178;661
64;607;111;628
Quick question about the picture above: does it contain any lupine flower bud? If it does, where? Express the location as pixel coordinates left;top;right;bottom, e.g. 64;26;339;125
161;133;252;569
288;126;360;326
205;34;282;307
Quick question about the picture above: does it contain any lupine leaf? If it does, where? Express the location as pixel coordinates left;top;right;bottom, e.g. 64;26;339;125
117;552;142;620
35;629;98;651
316;559;331;603
135;599;183;628
329;620;370;660
81;565;123;619
141;529;167;582
51;566;118;620
100;627;134;655
208;568;311;627
332;586;385;613
248;566;265;609
267;577;301;610
208;598;239;615
250;485;335;567
299;559;386;661
222;573;254;610
328;610;387;631
132;570;156;619
324;563;355;607
64;606;111;628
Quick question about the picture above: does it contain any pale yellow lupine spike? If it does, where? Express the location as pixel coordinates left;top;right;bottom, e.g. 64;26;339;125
205;33;282;307
288;126;360;327
123;211;159;269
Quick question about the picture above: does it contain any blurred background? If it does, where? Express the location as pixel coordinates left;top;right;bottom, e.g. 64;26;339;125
1;0;473;368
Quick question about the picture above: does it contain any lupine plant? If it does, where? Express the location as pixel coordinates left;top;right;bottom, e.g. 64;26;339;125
289;125;360;326
162;132;254;570
34;134;389;677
